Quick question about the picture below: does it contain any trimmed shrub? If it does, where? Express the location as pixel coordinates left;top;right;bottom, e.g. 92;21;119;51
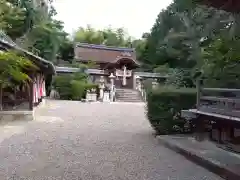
70;80;86;100
53;75;72;100
147;86;196;134
52;74;98;100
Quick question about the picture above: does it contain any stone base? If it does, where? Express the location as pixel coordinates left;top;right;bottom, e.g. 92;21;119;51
41;98;46;106
0;110;34;124
157;135;240;180
86;93;97;102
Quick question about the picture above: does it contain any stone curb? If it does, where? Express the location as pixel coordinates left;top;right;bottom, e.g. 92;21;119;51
156;136;240;180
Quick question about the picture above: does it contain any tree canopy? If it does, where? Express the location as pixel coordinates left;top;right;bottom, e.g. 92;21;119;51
2;0;239;89
73;26;132;47
0;0;68;64
139;0;240;87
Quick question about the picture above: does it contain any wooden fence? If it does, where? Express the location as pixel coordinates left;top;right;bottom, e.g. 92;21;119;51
196;79;240;119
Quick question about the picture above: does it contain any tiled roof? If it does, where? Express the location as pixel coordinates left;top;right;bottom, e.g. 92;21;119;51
75;43;138;66
55;66;107;75
75;43;135;52
0;39;55;74
134;72;169;78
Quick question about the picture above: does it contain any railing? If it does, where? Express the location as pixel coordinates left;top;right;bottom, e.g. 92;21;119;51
196;79;240;118
112;85;116;101
135;81;147;102
141;87;147;102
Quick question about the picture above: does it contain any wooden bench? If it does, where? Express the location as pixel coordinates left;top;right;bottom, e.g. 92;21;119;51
181;80;240;145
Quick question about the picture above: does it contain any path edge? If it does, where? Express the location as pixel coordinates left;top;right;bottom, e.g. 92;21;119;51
156;136;240;180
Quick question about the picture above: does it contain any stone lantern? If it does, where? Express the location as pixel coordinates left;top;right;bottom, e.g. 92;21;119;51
109;73;116;102
98;76;105;100
152;79;158;89
135;75;142;91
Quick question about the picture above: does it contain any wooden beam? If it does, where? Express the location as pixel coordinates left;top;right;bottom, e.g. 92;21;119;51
196;79;202;108
29;75;34;110
203;88;240;92
201;96;240;103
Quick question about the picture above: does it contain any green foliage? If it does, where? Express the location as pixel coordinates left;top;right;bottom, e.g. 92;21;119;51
131;39;146;60
52;75;72;99
59;40;74;61
73;25;133;47
52;72;97;100
140;0;240;87
70;80;86;100
0;51;37;87
24;19;68;63
0;0;69;64
201;36;240;88
0;0;26;39
72;72;88;82
147;86;196;134
165;69;194;87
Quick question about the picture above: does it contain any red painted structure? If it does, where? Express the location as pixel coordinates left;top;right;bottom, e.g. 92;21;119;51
0;39;55;110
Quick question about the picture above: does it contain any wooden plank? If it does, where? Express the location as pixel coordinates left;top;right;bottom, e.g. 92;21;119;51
196;79;201;108
203;88;240;92
201;96;240;103
189;109;240;122
198;106;240;119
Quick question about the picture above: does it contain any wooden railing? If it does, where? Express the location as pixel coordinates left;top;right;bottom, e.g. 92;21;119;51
135;82;147;102
196;79;240;118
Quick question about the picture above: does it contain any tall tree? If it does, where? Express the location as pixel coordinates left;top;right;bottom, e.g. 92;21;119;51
0;0;26;39
73;26;131;47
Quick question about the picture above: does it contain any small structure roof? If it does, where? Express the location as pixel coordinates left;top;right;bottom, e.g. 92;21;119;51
55;66;107;75
134;72;169;78
0;39;55;75
76;43;135;52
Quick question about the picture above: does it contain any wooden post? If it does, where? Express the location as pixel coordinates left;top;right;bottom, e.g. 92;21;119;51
29;75;34;110
230;127;235;139
218;127;222;144
196;78;201;109
14;86;16;107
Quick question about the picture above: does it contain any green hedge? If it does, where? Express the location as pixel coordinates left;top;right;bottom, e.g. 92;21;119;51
53;75;72;100
52;74;98;100
70;80;86;100
147;86;196;134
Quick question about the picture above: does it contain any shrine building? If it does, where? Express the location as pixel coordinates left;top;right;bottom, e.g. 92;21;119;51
74;43;140;89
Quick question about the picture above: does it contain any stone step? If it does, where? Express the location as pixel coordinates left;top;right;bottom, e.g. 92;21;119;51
116;94;140;97
116;94;141;97
116;99;143;102
116;95;140;98
116;91;139;94
115;88;142;102
116;95;141;97
116;97;142;100
116;96;141;99
116;89;138;91
116;92;139;95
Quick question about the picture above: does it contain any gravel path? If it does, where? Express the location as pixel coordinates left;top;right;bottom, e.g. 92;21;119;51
0;100;222;180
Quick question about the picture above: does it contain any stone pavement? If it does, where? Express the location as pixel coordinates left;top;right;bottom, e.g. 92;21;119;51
0;100;222;180
157;135;240;180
